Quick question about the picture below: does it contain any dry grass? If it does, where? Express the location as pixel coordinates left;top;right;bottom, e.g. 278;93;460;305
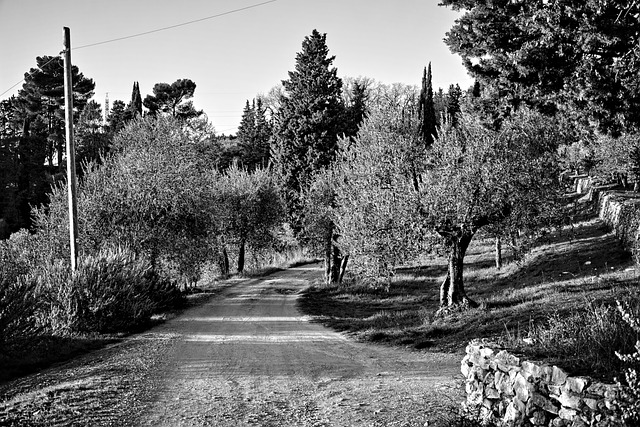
298;218;638;378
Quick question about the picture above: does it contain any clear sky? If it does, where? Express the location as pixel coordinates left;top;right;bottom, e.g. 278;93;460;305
0;0;472;135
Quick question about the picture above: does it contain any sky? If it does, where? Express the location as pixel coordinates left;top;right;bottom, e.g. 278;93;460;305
0;0;472;135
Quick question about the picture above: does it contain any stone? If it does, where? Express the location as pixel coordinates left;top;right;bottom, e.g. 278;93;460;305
495;350;520;371
529;409;547;426
530;392;559;414
482;398;494;409
585;382;607;397
551;366;568;386
469;365;486;381
480;347;494;359
548;384;563;397
564;377;589;394
485;386;500;400
468;389;483;406
582;397;598;411
461;359;472;378
465;379;481;395
557;390;582;410
484;372;495;385
558;407;578;421
495;371;515;395
514;373;534;403
466;343;481;355
503;401;521;423
552;417;569;426
514;396;527;415
570;417;588;427
522;361;542;380
541;365;554;383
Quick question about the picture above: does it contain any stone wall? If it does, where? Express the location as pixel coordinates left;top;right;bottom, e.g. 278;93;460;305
461;340;624;426
598;191;640;258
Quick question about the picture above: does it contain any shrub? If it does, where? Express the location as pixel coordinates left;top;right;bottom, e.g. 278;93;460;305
522;298;639;379
0;233;41;351
34;246;183;334
615;300;640;425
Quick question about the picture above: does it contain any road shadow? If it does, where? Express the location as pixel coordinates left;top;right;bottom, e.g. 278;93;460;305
0;335;122;388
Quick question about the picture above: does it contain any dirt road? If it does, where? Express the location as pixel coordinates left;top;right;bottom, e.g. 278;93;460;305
132;264;462;426
0;263;463;426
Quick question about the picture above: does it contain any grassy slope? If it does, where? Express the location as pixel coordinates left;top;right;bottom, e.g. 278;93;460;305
298;218;637;368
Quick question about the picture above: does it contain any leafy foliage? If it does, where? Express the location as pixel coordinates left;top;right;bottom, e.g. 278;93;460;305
336;106;564;305
615;299;640;425
335;95;423;281
0;233;40;350
271;29;346;232
143;79;202;119
418;63;437;147
237;98;272;170
441;0;640;133
16;55;95;167
210;165;284;273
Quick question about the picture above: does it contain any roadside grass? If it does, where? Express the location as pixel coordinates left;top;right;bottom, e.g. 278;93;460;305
298;218;638;379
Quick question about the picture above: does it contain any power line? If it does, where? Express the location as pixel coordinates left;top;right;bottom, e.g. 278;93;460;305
74;0;278;50
0;0;279;97
0;55;61;97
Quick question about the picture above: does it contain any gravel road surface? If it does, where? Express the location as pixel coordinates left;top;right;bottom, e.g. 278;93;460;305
0;263;463;426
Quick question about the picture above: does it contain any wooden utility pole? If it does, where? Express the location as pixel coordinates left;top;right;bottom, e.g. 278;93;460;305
63;27;79;271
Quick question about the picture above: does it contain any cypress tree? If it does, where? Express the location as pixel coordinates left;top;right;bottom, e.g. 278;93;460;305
271;29;345;231
446;84;462;127
418;63;438;147
237;100;256;144
128;81;143;117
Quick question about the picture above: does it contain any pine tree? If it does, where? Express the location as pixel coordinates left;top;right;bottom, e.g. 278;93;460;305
418;63;437;147
16;55;95;170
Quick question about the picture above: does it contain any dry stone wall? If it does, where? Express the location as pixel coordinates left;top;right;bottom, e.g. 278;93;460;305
461;340;624;426
598;191;640;259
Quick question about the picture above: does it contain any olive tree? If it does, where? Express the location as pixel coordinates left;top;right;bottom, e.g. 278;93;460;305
336;107;564;309
209;165;284;274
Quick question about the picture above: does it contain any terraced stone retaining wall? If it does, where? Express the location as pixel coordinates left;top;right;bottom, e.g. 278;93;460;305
461;340;623;426
598;191;640;259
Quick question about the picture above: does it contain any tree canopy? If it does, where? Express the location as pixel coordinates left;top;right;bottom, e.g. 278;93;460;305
441;0;640;133
336;105;564;308
143;78;202;119
271;29;345;222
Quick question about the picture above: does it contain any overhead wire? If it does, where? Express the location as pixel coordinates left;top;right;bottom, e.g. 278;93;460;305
0;55;62;97
0;0;279;97
73;0;278;50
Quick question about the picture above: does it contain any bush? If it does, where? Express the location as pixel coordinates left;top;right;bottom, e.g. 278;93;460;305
522;297;639;379
0;233;41;351
615;300;640;425
34;246;183;334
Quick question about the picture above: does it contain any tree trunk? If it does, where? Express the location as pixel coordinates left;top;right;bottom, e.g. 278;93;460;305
439;232;478;308
439;273;450;308
219;246;229;276
495;236;502;270
237;239;246;274
323;233;332;284
338;254;349;284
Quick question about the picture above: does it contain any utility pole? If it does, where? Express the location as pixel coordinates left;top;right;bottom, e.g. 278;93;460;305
63;27;79;271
